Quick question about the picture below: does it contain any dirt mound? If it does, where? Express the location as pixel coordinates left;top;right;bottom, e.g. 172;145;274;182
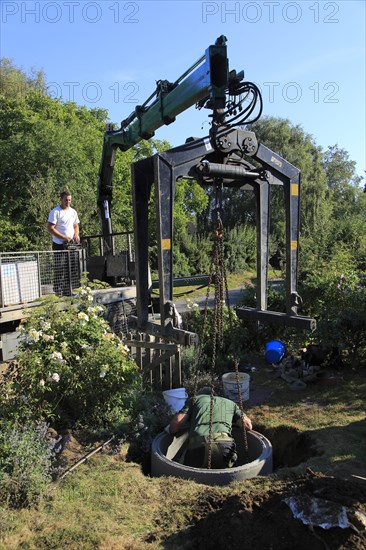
173;472;366;550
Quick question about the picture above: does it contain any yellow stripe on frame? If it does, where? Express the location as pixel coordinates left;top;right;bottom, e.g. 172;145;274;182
291;183;299;196
291;240;298;250
162;239;171;250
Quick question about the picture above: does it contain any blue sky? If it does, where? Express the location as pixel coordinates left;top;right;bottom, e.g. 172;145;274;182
1;0;365;178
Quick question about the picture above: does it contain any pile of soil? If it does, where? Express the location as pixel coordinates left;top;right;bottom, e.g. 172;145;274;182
168;471;366;550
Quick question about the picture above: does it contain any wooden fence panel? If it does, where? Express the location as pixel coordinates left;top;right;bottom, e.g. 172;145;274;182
125;332;181;391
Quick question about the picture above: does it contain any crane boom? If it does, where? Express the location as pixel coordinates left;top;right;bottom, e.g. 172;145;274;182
97;36;234;249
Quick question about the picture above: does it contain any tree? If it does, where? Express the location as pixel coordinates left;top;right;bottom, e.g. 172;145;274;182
0;215;31;251
0;58;210;272
0;67;108;250
321;145;366;269
0;58;46;98
323;144;363;192
248;116;328;237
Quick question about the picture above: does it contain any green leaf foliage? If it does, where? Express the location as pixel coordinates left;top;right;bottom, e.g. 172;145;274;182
247;117;329;265
300;247;366;366
0;90;106;250
1;281;141;428
0;420;52;508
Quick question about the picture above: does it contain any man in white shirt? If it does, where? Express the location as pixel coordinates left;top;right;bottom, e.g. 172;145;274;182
47;192;80;296
47;191;80;250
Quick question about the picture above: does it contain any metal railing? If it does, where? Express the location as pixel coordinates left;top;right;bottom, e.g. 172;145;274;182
0;249;86;309
81;231;135;284
81;231;134;260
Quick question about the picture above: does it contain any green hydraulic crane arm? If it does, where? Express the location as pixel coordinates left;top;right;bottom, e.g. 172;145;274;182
97;36;231;246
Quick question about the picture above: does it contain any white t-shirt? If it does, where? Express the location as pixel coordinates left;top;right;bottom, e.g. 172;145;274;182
48;206;80;245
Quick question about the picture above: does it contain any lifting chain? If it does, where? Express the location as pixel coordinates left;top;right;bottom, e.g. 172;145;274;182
234;357;249;456
196;182;248;469
207;216;224;469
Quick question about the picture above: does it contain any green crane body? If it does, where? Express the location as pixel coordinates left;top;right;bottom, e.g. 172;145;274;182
97;37;230;240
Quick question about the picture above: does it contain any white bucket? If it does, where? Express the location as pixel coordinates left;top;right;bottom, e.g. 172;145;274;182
222;372;250;402
163;387;188;413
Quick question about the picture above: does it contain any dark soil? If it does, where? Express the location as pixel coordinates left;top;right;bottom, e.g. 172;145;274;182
163;471;366;550
255;424;322;469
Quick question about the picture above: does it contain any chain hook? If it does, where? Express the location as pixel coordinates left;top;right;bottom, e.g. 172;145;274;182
214;178;224;225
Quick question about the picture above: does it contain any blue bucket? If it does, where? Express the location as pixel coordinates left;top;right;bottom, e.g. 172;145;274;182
264;340;286;364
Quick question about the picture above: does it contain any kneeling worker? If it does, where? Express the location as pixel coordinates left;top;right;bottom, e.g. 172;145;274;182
169;387;253;469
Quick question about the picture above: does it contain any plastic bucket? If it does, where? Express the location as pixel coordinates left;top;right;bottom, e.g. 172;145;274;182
163;387;188;413
264;340;286;364
222;372;250;402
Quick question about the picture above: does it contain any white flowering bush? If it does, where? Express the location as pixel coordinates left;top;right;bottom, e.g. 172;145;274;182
1;281;140;428
186;299;199;310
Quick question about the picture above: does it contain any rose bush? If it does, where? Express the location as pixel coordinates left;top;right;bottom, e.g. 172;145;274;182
1;281;141;428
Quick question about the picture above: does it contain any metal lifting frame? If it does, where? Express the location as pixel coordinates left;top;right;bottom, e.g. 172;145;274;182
96;36;315;341
129;127;315;345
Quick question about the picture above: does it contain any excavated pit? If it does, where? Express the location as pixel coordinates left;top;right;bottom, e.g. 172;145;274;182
255;424;322;470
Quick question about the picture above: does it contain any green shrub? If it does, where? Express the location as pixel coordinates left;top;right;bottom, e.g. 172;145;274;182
173;233;212;277
129;392;171;446
1;280;141;428
298;246;366;366
301;266;366;367
0;420;52;507
224;224;256;273
125;392;171;468
237;282;286;312
182;307;256;375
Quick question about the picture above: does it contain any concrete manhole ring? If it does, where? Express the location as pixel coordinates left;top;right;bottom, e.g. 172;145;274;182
151;429;273;486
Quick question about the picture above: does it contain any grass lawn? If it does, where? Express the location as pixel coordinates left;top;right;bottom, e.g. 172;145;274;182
149;269;281;302
1;368;365;550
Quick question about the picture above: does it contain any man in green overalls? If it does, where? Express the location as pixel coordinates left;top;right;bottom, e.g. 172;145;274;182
169;388;253;469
